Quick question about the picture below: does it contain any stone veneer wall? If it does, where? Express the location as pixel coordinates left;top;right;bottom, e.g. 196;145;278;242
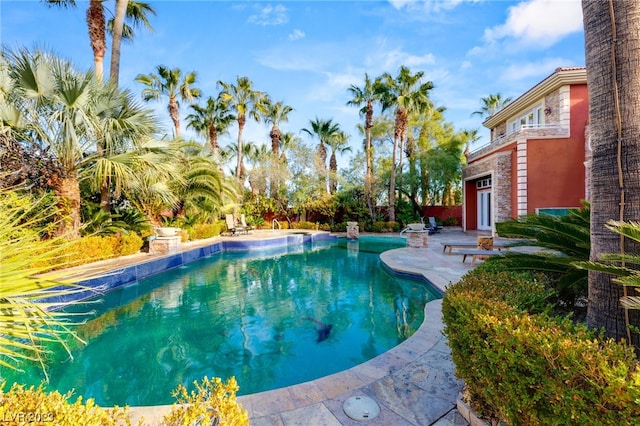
463;151;513;226
544;89;560;123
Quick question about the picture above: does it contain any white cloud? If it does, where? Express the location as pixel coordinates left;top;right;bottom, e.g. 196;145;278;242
483;0;582;47
388;0;467;13
288;29;305;41
500;57;572;82
248;4;288;26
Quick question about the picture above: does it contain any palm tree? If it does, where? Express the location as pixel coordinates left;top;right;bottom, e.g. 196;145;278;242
264;99;293;197
470;93;512;118
136;65;201;139
0;49;164;235
264;99;293;157
90;84;160;213
302;117;341;194
347;73;379;214
45;0;154;84
376;66;434;221
217;76;268;185
186;96;235;159
1;49;99;237
583;0;640;345
326;131;352;194
108;0;155;87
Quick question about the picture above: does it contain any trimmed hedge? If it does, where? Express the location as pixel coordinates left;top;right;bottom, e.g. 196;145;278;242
442;267;640;425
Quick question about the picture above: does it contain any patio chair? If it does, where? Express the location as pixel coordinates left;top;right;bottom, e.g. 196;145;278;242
239;214;253;233
428;217;443;233
225;214;247;236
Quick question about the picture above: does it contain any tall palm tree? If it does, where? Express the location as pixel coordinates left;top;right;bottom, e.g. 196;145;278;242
583;0;640;345
470;93;512;118
136;65;201;138
108;0;155;86
302;117;341;194
45;0;154;84
347;73;379;214
326;131;352;194
376;66;434;221
264;99;293;157
186;96;235;159
217;76;268;185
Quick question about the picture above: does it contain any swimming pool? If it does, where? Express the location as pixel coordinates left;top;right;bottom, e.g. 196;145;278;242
4;236;440;406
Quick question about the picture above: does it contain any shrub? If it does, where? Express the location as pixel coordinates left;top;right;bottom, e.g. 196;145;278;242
163;377;249;426
188;222;223;240
291;221;317;230
371;221;399;233
115;233;144;256
0;383;132;426
442;216;459;226
442;268;640;425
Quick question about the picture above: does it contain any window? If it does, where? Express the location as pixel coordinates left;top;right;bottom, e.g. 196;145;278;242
507;103;544;132
476;177;492;189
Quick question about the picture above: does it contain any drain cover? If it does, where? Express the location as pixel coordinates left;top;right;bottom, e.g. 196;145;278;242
343;396;380;421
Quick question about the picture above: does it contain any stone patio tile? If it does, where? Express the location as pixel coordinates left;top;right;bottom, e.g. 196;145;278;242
279;402;342;426
240;387;295;418
313;370;368;399
366;375;458;425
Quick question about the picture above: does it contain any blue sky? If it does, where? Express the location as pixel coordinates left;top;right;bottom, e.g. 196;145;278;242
0;0;585;167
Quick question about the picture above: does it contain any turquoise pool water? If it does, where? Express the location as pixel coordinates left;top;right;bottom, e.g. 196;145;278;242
5;236;440;406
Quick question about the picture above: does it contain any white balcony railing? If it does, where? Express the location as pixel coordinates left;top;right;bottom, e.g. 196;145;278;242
469;123;569;158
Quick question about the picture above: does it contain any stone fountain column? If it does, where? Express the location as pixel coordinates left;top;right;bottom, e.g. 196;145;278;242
346;221;359;239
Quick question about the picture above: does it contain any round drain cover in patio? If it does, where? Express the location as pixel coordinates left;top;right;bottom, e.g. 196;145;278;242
343;396;380;421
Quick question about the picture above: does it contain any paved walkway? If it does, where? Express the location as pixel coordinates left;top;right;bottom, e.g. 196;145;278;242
123;229;491;425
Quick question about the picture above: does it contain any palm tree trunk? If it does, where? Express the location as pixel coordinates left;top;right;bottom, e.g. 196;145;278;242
237;115;246;182
51;175;82;238
365;101;374;219
329;152;337;194
109;0;129;87
584;0;640;345
87;0;106;82
168;95;181;138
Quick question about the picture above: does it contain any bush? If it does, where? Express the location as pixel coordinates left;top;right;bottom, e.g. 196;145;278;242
115;233;144;256
291;221;317;230
371;221;399;233
0;383;132;426
163;377;249;426
187;222;222;241
442;268;640;425
442;216;459;226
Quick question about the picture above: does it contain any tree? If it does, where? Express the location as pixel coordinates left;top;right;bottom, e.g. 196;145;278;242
108;0;155;87
376;66;434;221
301;117;341;194
347;73;380;216
264;99;293;157
186;96;234;159
136;65;201;138
326;131;352;194
218;76;268;185
470;93;512;118
583;0;640;345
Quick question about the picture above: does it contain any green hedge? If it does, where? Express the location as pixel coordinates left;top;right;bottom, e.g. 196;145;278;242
442;267;640;425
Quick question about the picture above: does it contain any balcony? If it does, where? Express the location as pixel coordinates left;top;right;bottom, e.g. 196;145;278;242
468;123;569;161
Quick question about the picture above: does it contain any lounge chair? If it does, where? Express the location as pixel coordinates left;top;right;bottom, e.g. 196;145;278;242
428;217;443;233
239;214;253;233
225;214;248;236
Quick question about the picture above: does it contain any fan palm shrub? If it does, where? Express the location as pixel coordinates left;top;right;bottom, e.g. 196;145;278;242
495;202;591;311
0;190;95;379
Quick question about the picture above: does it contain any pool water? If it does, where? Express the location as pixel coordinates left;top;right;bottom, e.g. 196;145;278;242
4;237;440;406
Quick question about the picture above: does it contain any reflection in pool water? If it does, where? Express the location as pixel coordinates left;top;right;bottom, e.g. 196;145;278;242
4;237;440;406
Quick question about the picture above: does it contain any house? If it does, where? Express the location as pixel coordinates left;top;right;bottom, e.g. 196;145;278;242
462;67;590;233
